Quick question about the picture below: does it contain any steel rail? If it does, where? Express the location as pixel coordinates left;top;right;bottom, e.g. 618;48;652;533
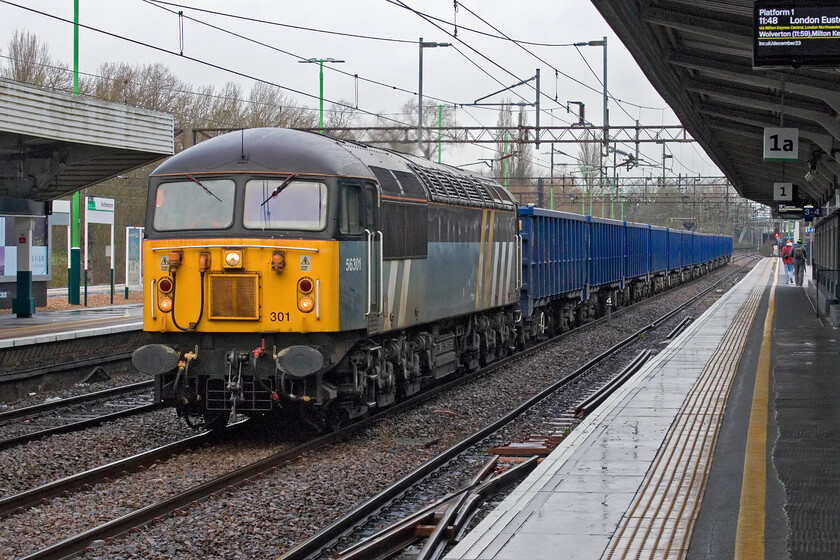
0;403;161;452
0;380;153;422
574;349;652;418
280;260;752;560
666;316;694;340
0;432;211;518
332;457;502;560
0;351;133;385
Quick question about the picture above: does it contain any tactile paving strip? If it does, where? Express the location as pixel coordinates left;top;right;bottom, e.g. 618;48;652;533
603;261;771;560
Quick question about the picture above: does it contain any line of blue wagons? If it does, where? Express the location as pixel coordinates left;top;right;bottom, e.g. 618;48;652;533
518;206;734;316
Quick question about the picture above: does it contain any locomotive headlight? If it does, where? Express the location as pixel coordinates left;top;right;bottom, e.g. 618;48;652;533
158;296;173;313
297;277;315;313
224;250;243;268
298;296;314;313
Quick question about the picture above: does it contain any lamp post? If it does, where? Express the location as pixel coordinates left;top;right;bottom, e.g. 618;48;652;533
574;38;608;215
299;57;345;133
418;38;451;150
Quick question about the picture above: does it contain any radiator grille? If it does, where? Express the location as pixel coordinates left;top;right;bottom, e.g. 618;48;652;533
205;378;274;411
209;274;259;320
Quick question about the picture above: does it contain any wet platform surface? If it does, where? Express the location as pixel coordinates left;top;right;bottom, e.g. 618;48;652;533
447;258;840;560
0;304;142;348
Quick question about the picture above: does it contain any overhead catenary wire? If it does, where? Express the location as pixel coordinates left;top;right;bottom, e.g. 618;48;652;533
0;0;708;178
391;0;703;176
396;0;669;115
0;0;412;127
0;0;532;163
142;0;572;124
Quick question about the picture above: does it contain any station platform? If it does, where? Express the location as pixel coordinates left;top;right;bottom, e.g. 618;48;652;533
0;304;142;349
446;257;840;560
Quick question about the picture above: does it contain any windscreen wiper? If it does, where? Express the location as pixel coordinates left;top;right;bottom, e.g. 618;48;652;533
260;174;298;207
185;174;223;202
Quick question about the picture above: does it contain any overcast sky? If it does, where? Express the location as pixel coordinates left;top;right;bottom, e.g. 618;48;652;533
0;0;723;178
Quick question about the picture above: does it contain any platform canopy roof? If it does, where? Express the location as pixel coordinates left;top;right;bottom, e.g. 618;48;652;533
0;79;173;203
592;1;840;210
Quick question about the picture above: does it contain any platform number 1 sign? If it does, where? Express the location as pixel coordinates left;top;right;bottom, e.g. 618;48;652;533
774;183;793;202
763;127;798;161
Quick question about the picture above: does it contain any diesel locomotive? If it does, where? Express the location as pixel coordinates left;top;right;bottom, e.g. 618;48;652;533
133;128;732;430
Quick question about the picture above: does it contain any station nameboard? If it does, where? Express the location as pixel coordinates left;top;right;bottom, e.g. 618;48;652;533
754;2;840;67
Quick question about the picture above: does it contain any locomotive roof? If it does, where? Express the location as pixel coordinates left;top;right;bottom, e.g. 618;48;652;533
151;128;373;179
151;128;516;210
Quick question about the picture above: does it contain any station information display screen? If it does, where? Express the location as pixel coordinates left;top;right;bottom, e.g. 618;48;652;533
754;3;840;67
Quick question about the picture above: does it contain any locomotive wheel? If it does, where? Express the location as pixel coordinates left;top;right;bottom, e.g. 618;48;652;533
203;410;231;431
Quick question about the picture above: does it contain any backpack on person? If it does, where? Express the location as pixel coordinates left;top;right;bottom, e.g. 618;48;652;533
781;245;791;259
793;246;804;260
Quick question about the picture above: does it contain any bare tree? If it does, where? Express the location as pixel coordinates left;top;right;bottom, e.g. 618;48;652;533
95;62;188;120
1;29;72;90
324;99;359;139
369;98;455;157
576;129;604;214
493;101;533;187
244;81;316;129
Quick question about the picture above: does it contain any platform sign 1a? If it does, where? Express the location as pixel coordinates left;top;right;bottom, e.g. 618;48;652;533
125;226;144;291
764;127;798;161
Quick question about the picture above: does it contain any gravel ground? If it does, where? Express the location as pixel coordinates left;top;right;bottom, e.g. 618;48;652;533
0;260;754;559
0;408;194;497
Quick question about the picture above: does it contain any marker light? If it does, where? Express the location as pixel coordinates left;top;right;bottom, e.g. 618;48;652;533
199;251;211;273
298;278;313;293
224;250;242;268
298;296;314;313
158;277;173;293
158;297;173;312
168;251;182;273
272;250;286;273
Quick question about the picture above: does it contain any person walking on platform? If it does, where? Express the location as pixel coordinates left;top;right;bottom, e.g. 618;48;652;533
793;238;808;287
781;240;794;284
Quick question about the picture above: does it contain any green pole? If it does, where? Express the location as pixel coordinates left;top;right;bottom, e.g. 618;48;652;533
318;59;324;133
581;165;586;215
69;0;81;305
621;183;624;221
601;178;606;218
437;104;443;163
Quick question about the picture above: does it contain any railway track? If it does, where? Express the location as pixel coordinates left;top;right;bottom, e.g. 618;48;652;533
12;259;753;560
278;260;752;560
0;380;157;451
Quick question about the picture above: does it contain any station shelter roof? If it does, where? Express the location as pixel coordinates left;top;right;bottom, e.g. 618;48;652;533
592;1;840;211
0;79;173;207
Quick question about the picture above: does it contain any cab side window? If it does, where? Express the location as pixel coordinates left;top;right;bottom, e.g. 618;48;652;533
340;185;363;235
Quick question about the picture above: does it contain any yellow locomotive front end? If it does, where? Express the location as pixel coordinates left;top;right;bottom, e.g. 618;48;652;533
142;239;339;335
